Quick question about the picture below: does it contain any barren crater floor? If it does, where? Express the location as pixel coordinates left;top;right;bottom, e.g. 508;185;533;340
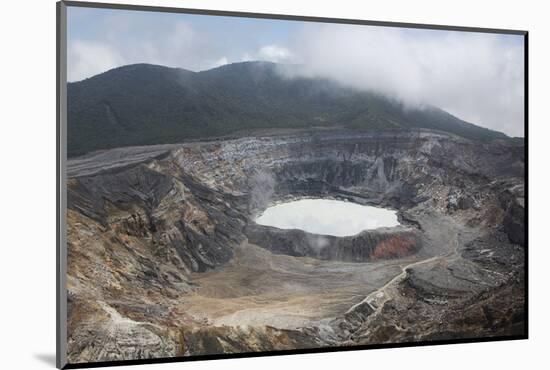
66;129;525;363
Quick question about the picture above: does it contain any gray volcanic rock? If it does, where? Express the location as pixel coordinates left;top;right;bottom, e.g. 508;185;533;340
500;181;525;246
66;129;525;363
180;325;325;356
337;230;525;344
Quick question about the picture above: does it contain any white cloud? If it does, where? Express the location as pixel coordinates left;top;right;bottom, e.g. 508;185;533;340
68;19;223;81
257;45;294;63
241;45;295;64
284;24;524;136
68;41;125;81
205;56;229;69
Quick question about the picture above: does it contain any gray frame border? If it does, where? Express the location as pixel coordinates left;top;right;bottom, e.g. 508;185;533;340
56;1;68;368
56;1;528;369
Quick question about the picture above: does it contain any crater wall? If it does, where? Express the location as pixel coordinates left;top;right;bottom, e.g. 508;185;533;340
65;129;525;362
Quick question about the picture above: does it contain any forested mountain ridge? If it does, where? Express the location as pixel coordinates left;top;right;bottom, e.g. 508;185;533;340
67;61;508;157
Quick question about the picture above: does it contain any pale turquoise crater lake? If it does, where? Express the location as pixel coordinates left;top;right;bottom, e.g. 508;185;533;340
255;198;399;237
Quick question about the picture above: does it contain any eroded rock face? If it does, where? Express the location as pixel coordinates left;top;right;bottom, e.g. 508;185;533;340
66;129;525;364
246;224;421;262
337;230;525;344
180;325;325;356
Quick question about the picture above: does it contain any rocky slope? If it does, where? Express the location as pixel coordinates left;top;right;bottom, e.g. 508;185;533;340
66;129;525;364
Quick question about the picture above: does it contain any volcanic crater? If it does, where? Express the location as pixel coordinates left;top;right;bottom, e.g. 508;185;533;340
66;129;525;362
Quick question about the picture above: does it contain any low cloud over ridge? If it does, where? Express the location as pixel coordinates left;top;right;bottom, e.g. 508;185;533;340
285;24;524;137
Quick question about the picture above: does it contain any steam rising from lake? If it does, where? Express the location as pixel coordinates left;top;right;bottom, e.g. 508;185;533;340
255;199;399;237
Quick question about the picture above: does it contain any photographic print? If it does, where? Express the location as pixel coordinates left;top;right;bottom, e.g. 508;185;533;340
57;1;527;368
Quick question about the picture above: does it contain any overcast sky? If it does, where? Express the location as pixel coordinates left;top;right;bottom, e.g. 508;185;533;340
67;6;525;137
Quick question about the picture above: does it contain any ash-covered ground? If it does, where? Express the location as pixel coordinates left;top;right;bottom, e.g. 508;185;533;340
65;129;525;363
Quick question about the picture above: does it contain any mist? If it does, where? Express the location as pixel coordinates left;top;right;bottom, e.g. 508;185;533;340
280;24;525;137
248;170;276;214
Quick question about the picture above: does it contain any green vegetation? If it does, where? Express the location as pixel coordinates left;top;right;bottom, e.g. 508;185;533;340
68;61;508;157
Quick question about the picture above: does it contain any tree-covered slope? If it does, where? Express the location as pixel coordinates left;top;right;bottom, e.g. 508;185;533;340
67;61;507;157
